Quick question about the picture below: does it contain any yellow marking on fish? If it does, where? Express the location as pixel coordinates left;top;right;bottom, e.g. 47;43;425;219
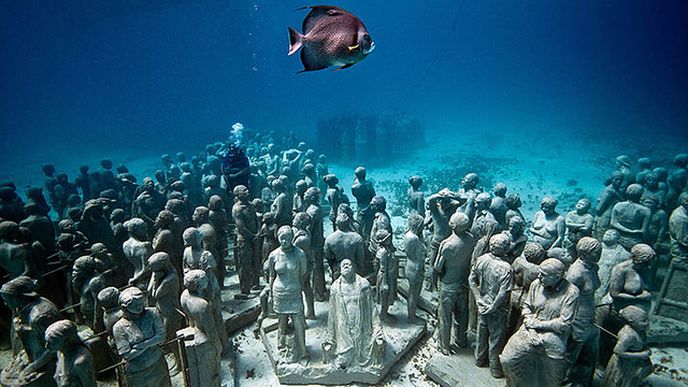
347;44;360;51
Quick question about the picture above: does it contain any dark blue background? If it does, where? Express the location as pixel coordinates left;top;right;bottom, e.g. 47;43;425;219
2;0;687;165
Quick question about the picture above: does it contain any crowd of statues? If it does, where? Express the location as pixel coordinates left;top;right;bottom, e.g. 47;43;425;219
0;125;687;387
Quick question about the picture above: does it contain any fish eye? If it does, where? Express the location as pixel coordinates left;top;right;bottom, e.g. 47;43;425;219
364;34;371;41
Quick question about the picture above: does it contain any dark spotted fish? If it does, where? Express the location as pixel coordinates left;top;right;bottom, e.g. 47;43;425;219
288;5;375;72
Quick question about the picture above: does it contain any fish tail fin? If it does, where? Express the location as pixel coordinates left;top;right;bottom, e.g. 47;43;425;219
288;27;304;56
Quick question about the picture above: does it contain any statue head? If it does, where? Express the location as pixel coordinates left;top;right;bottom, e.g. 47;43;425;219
449;212;470;234
408;175;423;190
489;234;510;257
148;252;173;275
576;237;602;264
493;182;507;197
602;229;620;246
637;157;652;170
407;213;424;235
575;198;591;214
354;166;367;180
292;212;311;230
277;225;294;250
233;185;250;202
475;192;492;210
619;305;649;331
119;287;145;319
370;195;387;212
97;287;120;309
609;171;624;188
540;196;558;215
183;227;202;248
340;259;356;282
45;320;80;352
625;184;644;202
184;269;208;295
460;173;479;189
538;258;566;289
505;193;522;210
630;244;655;268
523;242;546;264
615;155;632;168
0;276;39;310
124;218;148;240
508;216;525;236
208;195;224;211
154;209;175;229
295;180;308;195
192;206;209;225
323;174;339;187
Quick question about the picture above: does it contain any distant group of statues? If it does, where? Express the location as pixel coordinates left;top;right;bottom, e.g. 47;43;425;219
1;123;687;387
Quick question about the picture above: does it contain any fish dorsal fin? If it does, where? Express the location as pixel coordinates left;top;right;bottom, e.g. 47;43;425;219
300;6;347;34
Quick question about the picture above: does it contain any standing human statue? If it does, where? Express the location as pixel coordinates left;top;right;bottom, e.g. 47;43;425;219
407;176;425;215
267;226;308;363
351;166;376;226
324;259;384;370
403;213;426;322
324;174;349;231
610;184;651;250
292;212;315;319
530;196;566;253
232;185;261;296
500;259;580;387
425;191;453;292
469;234;513;378
373;229;396;321
564;198;594;258
669;194;688;260
180;270;222;387
565;237;602;386
0;276;60;387
602;305;652;387
324;212;366;281
593;171;625;240
122;217;153;289
44;320;97;387
433;212;476;353
304;187;328;301
147;252;183;373
112;287;172;387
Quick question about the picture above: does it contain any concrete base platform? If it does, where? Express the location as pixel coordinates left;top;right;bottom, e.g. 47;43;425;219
424;347;504;387
259;298;426;385
220;272;261;334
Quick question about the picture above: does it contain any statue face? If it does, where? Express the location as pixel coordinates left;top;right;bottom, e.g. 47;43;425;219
611;176;623;188
340;260;354;280
575;199;590;214
538;268;562;289
278;229;294;249
124;297;145;316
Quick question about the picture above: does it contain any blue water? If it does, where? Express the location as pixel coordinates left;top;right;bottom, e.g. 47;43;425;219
1;0;687;176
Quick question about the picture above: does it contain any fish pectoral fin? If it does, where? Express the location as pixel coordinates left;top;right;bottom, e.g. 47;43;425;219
333;63;355;71
347;44;360;52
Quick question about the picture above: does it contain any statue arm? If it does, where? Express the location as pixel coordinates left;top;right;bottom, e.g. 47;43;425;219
595;190;612;216
468;261;483;304
531;286;578;334
551;217;566;248
73;353;97;387
133;310;167;351
641;210;651;245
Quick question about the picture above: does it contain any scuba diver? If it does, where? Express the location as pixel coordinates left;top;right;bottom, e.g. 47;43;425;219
221;143;250;194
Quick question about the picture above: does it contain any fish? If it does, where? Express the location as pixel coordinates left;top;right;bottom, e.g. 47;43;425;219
288;5;375;72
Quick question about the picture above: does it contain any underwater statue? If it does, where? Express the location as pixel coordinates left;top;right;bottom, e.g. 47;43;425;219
324;259;384;370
